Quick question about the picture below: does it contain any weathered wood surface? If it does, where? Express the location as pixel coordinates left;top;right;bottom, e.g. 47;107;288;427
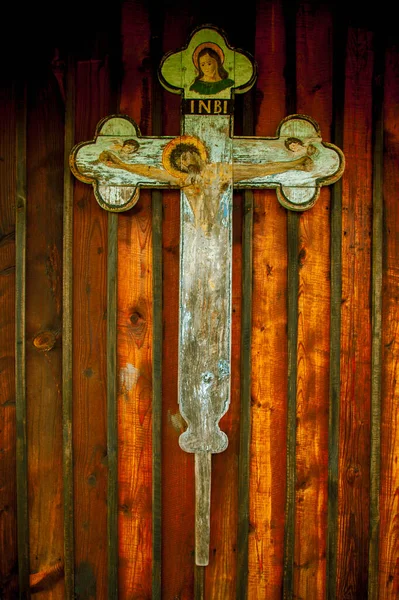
337;27;373;599
15;77;30;600
117;200;153;598
117;5;153;596
72;60;110;599
248;3;288;597
26;64;65;600
294;4;333;599
3;3;399;598
62;54;76;600
379;43;399;599
0;75;17;599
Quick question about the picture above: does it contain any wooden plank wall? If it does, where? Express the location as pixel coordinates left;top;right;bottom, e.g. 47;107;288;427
0;1;398;598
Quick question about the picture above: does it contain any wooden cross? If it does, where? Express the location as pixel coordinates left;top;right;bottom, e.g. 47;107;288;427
70;25;344;566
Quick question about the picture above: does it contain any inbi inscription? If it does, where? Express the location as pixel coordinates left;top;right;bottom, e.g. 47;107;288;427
183;99;234;115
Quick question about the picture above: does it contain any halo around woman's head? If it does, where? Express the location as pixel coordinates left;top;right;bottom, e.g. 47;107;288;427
192;42;225;69
162;135;208;179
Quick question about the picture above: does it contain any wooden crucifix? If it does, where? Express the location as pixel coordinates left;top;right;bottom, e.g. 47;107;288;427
70;25;345;566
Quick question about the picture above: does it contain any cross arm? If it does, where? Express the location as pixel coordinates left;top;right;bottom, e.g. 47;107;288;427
69;115;178;212
232;115;344;211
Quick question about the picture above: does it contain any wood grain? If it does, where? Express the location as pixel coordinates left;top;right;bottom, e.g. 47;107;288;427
337;27;374;599
25;63;65;600
294;4;333;598
118;4;153;597
73;60;110;599
248;2;288;597
107;212;118;600
368;31;384;600
150;6;164;591
327;10;346;598
378;42;399;600
15;77;30;600
0;76;17;599
120;0;152;133
117;200;153;599
63;54;76;600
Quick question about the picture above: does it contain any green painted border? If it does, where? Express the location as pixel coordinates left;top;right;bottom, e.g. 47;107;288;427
15;77;30;600
368;33;384;600
107;212;119;599
62;55;76;600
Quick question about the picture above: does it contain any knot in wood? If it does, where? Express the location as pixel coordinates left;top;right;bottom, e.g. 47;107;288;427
298;247;307;265
130;311;145;327
33;330;57;352
346;465;361;485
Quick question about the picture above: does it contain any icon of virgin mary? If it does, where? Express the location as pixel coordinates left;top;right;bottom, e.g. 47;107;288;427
189;42;235;95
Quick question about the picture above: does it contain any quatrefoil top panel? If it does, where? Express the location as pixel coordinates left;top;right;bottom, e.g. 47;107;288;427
159;25;257;99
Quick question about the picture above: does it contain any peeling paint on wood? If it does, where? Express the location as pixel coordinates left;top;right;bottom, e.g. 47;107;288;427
119;362;140;393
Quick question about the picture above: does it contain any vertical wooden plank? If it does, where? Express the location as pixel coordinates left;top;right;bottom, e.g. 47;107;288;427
162;187;195;599
106;12;122;598
249;2;288;597
73;60;109;600
0;77;17;599
284;210;299;600
327;10;346;600
150;5;164;596
237;189;252;599
378;41;399;600
107;213;118;600
337;27;374;600
117;3;153;598
26;61;65;599
294;4;333;599
117;200;153;600
15;77;30;600
368;32;384;600
236;115;254;600
161;10;195;599
63;55;76;600
283;2;298;598
152;187;163;599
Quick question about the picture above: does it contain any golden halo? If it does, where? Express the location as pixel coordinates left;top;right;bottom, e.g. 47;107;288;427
192;42;225;70
162;135;208;179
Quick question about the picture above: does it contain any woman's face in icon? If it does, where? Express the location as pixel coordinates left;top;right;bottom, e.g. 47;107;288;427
199;53;220;81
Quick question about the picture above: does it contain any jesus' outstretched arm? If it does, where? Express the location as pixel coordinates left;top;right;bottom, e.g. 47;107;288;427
233;153;313;183
98;150;181;185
